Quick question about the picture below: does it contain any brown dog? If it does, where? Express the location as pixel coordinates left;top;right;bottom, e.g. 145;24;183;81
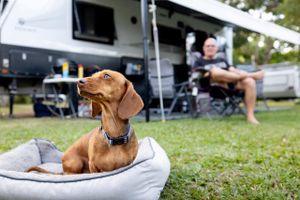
27;70;144;174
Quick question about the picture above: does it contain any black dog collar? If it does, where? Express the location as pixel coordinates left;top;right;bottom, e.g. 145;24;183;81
100;125;132;145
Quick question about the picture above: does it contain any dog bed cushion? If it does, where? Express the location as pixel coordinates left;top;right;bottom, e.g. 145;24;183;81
0;137;170;200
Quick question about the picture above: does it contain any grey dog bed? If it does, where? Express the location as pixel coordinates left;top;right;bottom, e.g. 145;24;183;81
0;137;170;200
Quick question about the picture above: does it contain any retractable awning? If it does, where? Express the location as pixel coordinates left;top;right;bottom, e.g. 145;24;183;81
169;0;300;45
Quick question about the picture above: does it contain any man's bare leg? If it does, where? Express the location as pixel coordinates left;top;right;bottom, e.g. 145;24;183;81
210;67;264;82
228;67;264;81
236;78;259;124
248;70;264;80
210;67;243;83
210;67;260;124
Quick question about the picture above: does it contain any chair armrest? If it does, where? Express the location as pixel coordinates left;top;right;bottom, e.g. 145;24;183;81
173;81;189;88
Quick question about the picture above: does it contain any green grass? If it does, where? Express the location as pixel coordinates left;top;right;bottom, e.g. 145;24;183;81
0;105;300;199
0;103;34;117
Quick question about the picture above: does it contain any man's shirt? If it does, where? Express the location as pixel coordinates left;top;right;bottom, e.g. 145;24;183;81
193;57;230;72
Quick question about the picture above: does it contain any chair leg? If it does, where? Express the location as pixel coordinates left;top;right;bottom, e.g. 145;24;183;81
190;96;199;118
210;96;244;117
221;103;234;117
167;84;187;116
167;95;179;116
210;99;225;116
262;97;270;110
227;97;244;116
183;86;194;118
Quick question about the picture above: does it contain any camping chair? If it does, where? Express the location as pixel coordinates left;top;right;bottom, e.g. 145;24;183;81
209;84;244;116
189;71;244;118
148;58;191;116
187;43;245;117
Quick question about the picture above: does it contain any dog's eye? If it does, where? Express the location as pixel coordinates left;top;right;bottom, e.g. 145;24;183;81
103;74;111;79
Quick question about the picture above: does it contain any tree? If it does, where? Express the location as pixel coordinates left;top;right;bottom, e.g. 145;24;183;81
219;0;300;65
277;0;300;31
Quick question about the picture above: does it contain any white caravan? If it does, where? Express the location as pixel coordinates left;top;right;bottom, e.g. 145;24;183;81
0;0;232;97
262;63;300;99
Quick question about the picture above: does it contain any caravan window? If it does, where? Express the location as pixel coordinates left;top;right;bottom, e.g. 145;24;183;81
153;24;183;47
73;1;115;45
0;0;8;16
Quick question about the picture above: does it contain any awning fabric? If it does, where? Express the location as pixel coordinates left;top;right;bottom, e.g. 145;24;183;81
169;0;300;45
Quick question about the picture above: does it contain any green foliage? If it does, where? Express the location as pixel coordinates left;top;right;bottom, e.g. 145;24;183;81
1;105;300;199
270;50;300;63
220;0;300;65
14;95;32;104
278;0;300;30
221;0;265;10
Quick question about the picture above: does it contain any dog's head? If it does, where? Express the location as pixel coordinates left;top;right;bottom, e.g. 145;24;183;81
77;69;144;119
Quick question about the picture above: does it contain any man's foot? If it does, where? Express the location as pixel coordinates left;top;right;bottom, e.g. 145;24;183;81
249;70;264;80
247;116;260;125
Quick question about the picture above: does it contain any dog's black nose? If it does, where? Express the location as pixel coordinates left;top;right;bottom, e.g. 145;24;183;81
78;78;86;84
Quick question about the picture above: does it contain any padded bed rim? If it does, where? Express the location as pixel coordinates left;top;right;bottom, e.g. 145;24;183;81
0;137;156;183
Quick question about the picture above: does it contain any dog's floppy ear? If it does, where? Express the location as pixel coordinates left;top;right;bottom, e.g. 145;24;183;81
91;101;102;118
118;81;144;119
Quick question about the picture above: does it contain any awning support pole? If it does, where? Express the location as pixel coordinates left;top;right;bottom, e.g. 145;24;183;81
141;0;150;122
150;0;165;122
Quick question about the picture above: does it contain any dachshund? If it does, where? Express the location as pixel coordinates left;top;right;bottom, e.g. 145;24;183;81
27;70;144;174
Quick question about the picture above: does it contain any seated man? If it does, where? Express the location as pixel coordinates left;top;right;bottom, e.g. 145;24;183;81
193;37;264;124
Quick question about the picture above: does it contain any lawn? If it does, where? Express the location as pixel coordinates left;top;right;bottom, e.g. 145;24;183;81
0;104;299;199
